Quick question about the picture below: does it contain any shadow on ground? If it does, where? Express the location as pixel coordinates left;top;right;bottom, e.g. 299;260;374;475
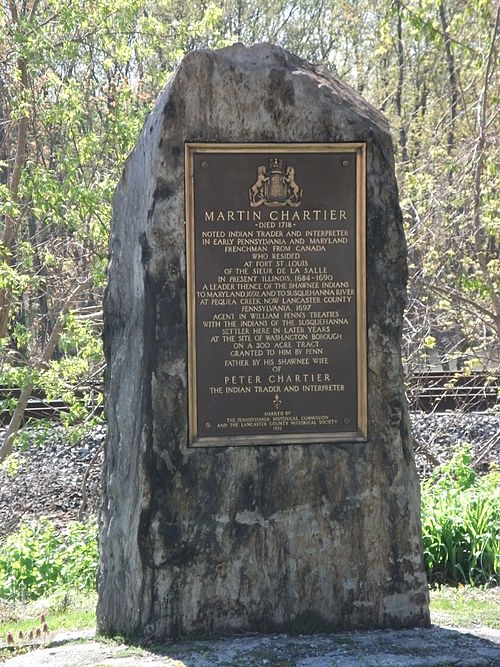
2;625;500;666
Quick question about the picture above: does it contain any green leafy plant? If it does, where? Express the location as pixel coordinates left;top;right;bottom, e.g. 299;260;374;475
421;446;500;587
0;452;22;478
0;520;98;602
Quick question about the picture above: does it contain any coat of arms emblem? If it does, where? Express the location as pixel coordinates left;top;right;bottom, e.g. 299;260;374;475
249;158;302;208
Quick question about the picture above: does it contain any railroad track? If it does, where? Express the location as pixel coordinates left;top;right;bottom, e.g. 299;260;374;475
0;384;103;425
406;370;499;412
0;371;498;425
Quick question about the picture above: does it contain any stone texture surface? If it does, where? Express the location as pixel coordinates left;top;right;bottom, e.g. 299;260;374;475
98;43;430;640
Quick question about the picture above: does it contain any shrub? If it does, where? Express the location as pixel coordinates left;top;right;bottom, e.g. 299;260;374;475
0;519;98;602
421;446;500;587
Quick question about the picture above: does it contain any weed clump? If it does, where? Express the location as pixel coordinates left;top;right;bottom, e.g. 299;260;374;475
0;519;97;602
421;445;499;587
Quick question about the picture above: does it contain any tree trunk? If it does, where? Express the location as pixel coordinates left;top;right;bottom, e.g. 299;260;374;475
0;0;39;339
395;0;409;162
438;2;458;155
0;279;91;463
472;4;500;340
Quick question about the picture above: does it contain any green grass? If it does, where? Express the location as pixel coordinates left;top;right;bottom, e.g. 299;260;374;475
0;586;498;665
0;590;96;640
2;587;499;641
429;585;500;628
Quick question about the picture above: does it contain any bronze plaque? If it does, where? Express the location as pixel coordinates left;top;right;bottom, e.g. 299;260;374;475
185;143;366;446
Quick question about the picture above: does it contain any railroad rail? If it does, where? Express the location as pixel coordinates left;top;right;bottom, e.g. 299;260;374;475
0;384;103;425
1;371;498;425
406;370;499;412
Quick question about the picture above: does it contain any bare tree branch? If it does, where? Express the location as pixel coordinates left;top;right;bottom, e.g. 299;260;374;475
0;278;92;463
472;3;500;338
418;280;498;327
0;0;40;338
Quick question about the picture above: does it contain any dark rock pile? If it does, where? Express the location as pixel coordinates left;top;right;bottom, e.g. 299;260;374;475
0;425;104;537
411;411;499;479
0;412;498;537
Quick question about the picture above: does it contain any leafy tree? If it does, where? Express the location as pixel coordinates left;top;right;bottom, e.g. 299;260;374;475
1;0;498;462
0;0;148;459
0;0;234;460
390;1;500;373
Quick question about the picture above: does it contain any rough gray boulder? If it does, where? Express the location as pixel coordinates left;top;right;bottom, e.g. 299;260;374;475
98;43;430;640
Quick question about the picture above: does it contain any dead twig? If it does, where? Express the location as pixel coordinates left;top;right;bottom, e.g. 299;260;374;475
0;279;92;463
78;440;104;521
473;428;500;469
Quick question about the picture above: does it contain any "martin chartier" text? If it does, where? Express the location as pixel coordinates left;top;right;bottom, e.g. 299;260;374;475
204;209;347;222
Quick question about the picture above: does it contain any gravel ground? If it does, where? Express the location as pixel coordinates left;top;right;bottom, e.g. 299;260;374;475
3;625;500;666
0;412;498;537
411;411;500;478
0;425;104;537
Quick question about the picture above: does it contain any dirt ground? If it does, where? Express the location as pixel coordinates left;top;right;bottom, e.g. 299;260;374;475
3;624;500;666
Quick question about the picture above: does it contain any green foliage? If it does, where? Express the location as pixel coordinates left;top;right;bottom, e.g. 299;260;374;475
0;520;98;602
0;311;104;429
0;0;237;437
9;425;60;453
421;447;500;587
1;0;499;438
0;452;22;478
40;314;104;427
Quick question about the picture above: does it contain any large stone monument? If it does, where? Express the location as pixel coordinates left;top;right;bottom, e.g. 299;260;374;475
98;43;430;639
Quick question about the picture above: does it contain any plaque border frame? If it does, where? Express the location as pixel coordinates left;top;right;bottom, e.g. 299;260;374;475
185;143;367;447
